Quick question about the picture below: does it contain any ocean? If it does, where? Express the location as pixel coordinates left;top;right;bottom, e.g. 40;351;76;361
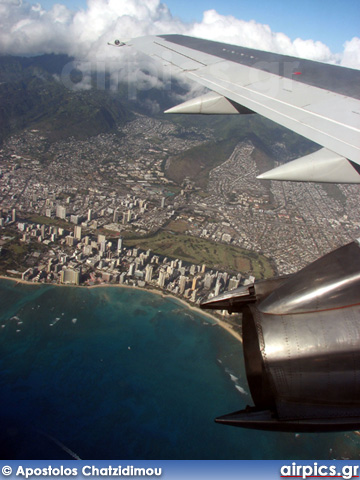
0;279;359;460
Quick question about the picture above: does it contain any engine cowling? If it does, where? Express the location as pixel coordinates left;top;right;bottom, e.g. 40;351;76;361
201;240;360;432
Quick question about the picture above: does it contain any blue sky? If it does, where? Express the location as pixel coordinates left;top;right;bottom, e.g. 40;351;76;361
169;0;360;52
31;0;359;53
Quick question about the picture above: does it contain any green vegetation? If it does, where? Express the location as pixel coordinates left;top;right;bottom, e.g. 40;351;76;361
321;184;347;205
27;215;69;229
165;220;189;233
166;137;240;188
0;237;31;274
165;112;318;190
124;231;274;278
0;54;134;144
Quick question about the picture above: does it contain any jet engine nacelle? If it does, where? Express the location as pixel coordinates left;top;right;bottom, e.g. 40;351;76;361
201;240;360;432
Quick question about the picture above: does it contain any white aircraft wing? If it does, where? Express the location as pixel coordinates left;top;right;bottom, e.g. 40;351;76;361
123;34;360;183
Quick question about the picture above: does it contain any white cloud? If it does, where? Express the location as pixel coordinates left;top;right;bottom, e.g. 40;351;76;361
0;0;359;72
188;10;336;64
341;37;360;69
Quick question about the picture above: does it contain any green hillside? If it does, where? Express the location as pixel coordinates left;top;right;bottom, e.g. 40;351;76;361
0;54;134;142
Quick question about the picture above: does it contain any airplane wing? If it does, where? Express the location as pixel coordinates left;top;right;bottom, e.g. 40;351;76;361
122;34;360;183
117;35;360;433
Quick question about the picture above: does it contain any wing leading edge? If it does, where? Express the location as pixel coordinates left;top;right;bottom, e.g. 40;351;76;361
123;34;360;183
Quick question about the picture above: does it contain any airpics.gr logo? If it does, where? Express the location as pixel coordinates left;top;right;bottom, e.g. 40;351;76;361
280;462;360;480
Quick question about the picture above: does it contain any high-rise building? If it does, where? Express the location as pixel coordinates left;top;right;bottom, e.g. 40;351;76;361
60;268;81;285
190;289;197;302
83;245;92;256
161;197;166;208
192;275;200;290
117;237;123;252
214;280;221;296
204;273;214;290
158;269;167;288
98;234;106;244
66;235;74;246
87;209;92;222
228;276;240;291
74;225;82;240
179;275;187;294
56;205;66;220
113;209;119;222
18;223;27;232
145;265;153;283
12;209;16;222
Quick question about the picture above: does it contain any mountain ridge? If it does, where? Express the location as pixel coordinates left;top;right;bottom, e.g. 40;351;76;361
0;53;319;191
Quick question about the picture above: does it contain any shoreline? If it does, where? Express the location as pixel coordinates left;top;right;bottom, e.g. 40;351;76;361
0;275;243;344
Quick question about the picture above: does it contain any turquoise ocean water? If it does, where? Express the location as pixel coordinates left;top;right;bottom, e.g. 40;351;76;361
0;279;359;460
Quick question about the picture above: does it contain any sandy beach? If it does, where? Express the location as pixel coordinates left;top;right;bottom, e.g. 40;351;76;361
0;275;243;344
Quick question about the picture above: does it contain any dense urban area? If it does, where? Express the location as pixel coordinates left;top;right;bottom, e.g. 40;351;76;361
0;112;359;325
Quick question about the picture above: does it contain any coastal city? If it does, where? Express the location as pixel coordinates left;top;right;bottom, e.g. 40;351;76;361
0;113;360;330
